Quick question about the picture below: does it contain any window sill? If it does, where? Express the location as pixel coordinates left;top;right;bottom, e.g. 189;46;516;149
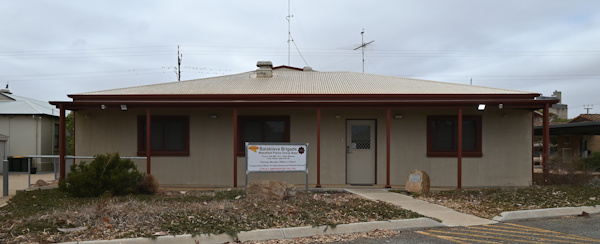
137;151;189;157
427;152;482;157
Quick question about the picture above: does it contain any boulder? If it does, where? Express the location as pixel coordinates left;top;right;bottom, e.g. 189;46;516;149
405;169;430;194
33;179;49;187
246;180;296;200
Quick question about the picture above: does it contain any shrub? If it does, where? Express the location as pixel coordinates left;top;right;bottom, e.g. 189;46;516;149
136;174;160;194
585;151;600;171
59;152;144;197
586;177;600;188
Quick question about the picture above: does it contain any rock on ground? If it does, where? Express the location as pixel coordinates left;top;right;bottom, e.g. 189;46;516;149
405;169;430;194
246;180;296;200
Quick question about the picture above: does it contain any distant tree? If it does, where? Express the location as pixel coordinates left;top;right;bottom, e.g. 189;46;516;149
66;112;74;155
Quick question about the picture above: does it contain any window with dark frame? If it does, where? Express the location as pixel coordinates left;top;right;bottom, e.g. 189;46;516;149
427;115;482;157
54;124;59;149
137;116;190;156
237;116;290;156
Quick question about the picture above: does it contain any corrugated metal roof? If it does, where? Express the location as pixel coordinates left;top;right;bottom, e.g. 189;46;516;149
0;92;59;116
77;69;535;96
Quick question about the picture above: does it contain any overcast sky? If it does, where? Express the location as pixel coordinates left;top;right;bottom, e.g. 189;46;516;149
1;0;599;118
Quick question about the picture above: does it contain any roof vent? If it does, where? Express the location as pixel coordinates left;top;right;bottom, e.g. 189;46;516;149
303;66;313;71
256;61;273;78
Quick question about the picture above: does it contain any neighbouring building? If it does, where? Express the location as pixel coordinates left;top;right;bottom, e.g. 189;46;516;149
549;90;568;120
535;113;600;164
0;88;60;171
51;61;558;188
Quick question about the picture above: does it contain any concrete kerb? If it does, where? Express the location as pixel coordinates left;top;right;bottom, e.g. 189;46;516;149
61;218;444;244
493;205;600;222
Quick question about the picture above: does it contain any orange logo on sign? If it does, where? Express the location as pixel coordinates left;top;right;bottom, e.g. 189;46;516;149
249;146;259;152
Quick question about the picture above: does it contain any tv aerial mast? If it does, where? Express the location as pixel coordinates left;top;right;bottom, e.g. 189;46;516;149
353;29;374;73
287;0;293;66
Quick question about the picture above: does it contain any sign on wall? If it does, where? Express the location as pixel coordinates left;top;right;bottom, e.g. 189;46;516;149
245;142;309;191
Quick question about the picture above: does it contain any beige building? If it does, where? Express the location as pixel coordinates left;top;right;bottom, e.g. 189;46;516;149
51;62;557;188
0;89;60;171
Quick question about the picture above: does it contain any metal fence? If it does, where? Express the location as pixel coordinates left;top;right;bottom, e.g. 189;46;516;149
2;155;146;197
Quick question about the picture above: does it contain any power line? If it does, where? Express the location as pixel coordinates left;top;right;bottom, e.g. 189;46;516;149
3;45;599;60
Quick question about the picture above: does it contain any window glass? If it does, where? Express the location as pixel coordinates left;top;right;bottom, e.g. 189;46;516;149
264;121;285;142
462;120;477;151
243;121;263;143
431;120;454;151
138;116;189;156
164;120;185;150
54;124;59;149
428;115;481;157
150;121;164;150
238;116;290;156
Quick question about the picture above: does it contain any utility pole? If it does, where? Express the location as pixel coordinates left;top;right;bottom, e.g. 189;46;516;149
177;45;182;81
353;29;374;73
584;105;593;114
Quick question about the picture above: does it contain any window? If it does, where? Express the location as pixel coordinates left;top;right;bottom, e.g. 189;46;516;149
238;116;290;156
138;116;189;156
54;124;59;149
427;115;482;157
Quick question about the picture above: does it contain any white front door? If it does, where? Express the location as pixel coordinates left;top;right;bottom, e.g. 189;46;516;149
346;120;376;185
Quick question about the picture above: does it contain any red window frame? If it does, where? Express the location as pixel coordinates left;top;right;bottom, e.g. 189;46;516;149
427;115;482;157
237;116;290;156
137;116;190;156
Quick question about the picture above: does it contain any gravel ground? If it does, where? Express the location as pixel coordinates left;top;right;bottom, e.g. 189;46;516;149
0;172;57;205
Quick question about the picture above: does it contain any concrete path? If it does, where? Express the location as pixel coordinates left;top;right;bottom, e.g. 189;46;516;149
345;188;498;227
0;172;56;206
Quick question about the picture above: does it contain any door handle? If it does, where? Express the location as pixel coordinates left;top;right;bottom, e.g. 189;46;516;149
347;145;352;153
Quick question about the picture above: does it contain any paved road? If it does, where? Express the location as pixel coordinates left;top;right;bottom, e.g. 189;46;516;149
340;215;600;243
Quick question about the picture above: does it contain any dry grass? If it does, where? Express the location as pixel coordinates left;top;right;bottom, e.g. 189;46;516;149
0;189;423;243
413;185;600;219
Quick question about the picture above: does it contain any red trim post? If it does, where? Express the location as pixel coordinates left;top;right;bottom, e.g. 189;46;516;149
72;111;76;156
59;105;66;180
457;108;463;189
316;109;322;188
385;109;391;188
146;109;151;175
543;103;550;185
233;109;238;188
531;112;535;184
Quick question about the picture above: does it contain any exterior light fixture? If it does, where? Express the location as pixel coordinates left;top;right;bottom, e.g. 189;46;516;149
209;114;218;119
394;114;403;119
100;104;106;110
498;104;503;109
120;105;127;111
478;104;486;111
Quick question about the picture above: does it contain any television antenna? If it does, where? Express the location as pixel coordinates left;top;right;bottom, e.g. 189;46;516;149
353;29;374;73
284;0;309;67
287;0;293;66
